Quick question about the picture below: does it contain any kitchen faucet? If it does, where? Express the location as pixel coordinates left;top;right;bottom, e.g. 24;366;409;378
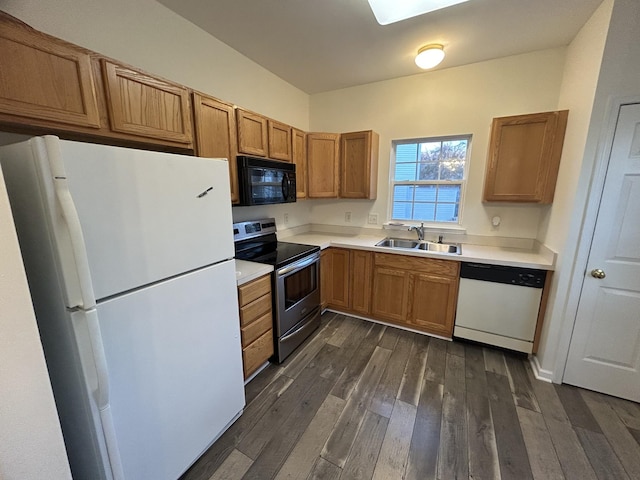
409;222;425;241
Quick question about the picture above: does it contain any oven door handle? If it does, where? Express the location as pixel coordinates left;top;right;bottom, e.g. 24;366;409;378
277;253;319;277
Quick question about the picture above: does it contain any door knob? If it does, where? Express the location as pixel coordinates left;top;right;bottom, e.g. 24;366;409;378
590;268;606;279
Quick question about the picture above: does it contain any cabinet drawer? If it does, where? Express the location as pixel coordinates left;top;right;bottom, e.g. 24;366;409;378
374;252;459;277
240;294;272;327
238;275;271;306
241;311;272;347
242;329;274;378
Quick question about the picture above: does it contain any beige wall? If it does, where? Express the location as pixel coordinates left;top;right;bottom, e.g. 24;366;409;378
309;49;566;238
0;167;72;479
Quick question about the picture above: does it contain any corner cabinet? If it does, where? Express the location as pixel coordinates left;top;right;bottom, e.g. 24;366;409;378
101;60;193;147
340;130;379;199
483;110;568;203
307;132;340;198
0;12;101;130
192;93;239;203
238;274;274;379
292;128;307;198
372;253;459;337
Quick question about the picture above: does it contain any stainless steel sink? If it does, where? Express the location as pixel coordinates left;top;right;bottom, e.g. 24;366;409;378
375;237;462;255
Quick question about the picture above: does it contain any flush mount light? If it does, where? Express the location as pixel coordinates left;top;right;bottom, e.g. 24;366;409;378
415;44;445;69
368;0;470;25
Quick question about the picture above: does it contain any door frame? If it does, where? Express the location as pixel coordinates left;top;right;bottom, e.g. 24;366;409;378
554;95;640;383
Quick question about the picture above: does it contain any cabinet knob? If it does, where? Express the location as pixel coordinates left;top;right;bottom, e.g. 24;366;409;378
590;268;606;279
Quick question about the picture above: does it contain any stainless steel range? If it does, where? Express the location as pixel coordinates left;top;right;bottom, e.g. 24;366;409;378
233;218;320;363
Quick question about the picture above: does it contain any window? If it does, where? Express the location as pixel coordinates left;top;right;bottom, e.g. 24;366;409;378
391;135;470;224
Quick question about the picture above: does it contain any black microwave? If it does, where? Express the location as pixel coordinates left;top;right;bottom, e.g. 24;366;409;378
236;156;296;206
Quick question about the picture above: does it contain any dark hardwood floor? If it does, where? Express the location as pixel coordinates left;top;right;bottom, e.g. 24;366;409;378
181;312;640;480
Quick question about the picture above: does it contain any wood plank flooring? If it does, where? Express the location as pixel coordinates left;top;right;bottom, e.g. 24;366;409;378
181;313;640;480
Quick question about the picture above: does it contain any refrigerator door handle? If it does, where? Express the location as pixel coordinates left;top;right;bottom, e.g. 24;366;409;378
52;175;97;309
84;309;111;410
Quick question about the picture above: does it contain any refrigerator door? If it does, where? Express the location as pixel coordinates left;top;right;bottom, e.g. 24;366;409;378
49;136;234;301
94;260;244;480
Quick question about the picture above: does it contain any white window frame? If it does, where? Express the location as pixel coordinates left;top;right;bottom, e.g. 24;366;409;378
388;134;471;227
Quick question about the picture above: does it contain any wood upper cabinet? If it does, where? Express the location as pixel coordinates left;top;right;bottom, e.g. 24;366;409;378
371;253;459;337
292;128;307;198
0;12;101;129
236;108;268;157
268;119;292;161
101;60;193;146
483;110;569;203
307;132;340;198
192;93;239;203
340;130;379;199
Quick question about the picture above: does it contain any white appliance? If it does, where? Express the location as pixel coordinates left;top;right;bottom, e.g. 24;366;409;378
454;262;546;353
0;136;245;480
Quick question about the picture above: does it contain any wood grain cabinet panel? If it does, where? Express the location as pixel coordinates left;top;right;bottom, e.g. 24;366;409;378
324;248;350;309
371;266;410;323
0;13;101;129
340;130;379;199
238;274;274;379
350;250;373;315
192;93;239;202
101;60;193;145
320;249;330;311
307;133;340;198
483;110;568;203
408;273;459;337
292;128;307;198
236;108;268;157
268;119;292;161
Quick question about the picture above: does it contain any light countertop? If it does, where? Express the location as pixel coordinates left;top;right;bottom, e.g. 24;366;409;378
235;259;273;286
282;233;555;270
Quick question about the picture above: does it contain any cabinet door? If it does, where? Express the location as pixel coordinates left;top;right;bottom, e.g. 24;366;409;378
320;249;331;311
408;273;458;337
326;248;350;309
101;60;193;145
350;250;372;315
340;130;379;199
192;93;239;203
483;110;568;203
371;266;409;323
307;133;340;198
0;14;100;129
292;128;307;198
268;119;292;162
236;109;268;157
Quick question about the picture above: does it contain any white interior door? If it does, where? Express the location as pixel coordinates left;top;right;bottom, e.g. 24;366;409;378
564;103;640;402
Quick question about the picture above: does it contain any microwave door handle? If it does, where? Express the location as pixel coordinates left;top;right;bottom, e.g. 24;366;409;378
281;173;290;199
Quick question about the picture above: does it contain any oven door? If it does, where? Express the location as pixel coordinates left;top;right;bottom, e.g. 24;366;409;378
275;252;320;336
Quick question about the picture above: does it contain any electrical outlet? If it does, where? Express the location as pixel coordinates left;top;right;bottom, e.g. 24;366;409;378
284;213;289;224
368;213;378;225
345;211;352;223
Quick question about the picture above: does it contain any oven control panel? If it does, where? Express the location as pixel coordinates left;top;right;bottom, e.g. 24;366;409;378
233;218;277;242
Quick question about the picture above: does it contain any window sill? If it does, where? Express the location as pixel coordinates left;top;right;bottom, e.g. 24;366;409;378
383;222;467;233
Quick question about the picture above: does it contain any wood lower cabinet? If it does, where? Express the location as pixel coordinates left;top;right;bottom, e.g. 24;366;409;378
307;133;340;198
483;110;568;203
236;108;268;157
340;130;379;199
292;128;307;198
372;253;459;337
192;93;239;203
350;250;373;315
322;248;350;309
101;60;193;146
0;12;101;130
321;248;373;314
238;274;274;379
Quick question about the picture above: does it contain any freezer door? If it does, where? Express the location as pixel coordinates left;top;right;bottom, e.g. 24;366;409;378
94;260;244;480
53;137;234;300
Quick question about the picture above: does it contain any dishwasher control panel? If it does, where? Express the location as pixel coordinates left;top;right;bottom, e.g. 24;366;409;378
460;262;546;288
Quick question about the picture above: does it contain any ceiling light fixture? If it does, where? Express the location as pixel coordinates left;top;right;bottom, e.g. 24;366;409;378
415;44;445;69
368;0;470;25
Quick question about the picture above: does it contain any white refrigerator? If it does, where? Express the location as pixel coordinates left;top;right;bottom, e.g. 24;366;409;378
0;136;245;480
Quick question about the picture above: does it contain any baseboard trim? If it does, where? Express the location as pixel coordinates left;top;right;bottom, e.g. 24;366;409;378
529;355;554;383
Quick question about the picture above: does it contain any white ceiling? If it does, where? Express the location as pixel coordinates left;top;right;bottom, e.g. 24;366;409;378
156;0;603;94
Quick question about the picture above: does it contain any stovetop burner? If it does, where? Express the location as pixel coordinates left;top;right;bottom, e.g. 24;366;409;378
233;218;319;268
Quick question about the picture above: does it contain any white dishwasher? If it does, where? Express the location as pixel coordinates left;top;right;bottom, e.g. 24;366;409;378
454;262;546;353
